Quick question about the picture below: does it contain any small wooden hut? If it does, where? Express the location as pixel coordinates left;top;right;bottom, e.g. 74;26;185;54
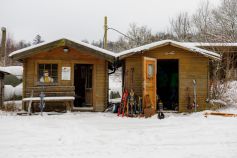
9;38;115;112
117;40;221;112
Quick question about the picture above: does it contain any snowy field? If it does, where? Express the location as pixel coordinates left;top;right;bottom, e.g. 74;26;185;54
1;110;237;158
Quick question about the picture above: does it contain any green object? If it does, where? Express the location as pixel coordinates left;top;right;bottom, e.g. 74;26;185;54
170;73;178;88
4;74;21;86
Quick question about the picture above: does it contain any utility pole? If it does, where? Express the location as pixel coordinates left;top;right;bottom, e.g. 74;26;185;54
103;16;108;49
1;27;7;66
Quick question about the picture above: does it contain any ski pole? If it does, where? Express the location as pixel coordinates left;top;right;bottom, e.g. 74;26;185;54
193;80;197;112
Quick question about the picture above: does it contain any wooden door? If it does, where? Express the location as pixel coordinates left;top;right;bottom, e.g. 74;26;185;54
143;57;157;110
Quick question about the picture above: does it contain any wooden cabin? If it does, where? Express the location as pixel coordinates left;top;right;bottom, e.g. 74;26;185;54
117;40;221;112
9;38;115;112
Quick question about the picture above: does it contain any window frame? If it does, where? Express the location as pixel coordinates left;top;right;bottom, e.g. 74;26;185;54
37;63;59;86
147;64;154;79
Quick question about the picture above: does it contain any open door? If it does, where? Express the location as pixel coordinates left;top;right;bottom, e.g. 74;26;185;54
143;57;157;110
157;59;179;110
74;64;93;108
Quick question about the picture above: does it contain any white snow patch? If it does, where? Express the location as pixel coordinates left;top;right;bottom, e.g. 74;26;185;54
210;99;227;106
14;83;22;97
22;96;74;101
109;68;122;101
4;85;15;100
4;83;23;100
0;111;237;158
109;98;121;104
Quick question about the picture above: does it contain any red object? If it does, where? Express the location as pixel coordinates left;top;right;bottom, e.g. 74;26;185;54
118;89;129;117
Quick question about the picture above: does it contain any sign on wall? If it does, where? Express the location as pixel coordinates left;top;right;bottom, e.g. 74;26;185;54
62;67;71;80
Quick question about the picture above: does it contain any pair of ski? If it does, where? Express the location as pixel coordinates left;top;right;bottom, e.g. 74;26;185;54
117;68;131;117
117;89;129;117
117;90;143;117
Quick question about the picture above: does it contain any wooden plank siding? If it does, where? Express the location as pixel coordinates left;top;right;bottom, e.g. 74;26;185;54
124;45;209;112
23;46;108;112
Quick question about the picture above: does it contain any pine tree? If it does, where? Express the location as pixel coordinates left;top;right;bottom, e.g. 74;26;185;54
33;34;44;45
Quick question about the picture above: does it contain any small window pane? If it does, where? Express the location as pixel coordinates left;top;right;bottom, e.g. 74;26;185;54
39;64;44;69
148;64;154;78
52;64;57;70
52;70;57;76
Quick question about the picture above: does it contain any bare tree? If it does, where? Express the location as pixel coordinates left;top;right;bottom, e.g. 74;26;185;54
170;12;192;41
125;23;153;47
212;0;237;42
192;1;213;42
191;0;237;100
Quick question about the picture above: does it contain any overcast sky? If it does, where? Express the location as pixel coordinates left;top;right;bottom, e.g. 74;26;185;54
0;0;221;43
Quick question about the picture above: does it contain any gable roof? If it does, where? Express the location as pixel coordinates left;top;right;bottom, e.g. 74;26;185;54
9;39;223;62
9;38;116;62
116;40;221;60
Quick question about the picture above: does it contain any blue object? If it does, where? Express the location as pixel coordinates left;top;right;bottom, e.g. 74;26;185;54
39;92;45;115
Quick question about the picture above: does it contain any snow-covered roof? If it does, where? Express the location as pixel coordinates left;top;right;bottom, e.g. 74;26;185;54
116;40;221;60
9;38;116;62
183;42;237;47
0;68;9;75
9;38;226;62
0;66;23;79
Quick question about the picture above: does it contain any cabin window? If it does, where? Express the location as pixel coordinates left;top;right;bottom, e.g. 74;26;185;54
38;64;58;84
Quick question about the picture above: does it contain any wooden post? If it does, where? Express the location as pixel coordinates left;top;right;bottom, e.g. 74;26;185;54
103;16;108;49
1;27;7;66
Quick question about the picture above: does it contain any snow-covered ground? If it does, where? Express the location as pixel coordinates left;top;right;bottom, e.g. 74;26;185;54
0;110;237;158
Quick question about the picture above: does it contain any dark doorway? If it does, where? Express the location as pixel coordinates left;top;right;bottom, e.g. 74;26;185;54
74;64;93;107
157;59;179;111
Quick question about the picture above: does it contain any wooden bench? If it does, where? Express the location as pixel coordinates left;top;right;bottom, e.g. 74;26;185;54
22;96;74;112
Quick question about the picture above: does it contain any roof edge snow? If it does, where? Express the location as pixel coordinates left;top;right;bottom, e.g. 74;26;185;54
116;40;221;60
9;38;116;62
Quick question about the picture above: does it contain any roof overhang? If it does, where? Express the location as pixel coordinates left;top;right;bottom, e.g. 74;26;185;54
116;40;221;61
9;38;116;62
0;68;10;75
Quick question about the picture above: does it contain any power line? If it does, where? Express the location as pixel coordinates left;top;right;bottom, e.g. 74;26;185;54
107;27;137;42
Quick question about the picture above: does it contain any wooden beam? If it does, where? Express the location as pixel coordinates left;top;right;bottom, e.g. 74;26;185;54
0;27;7;66
204;112;237;117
